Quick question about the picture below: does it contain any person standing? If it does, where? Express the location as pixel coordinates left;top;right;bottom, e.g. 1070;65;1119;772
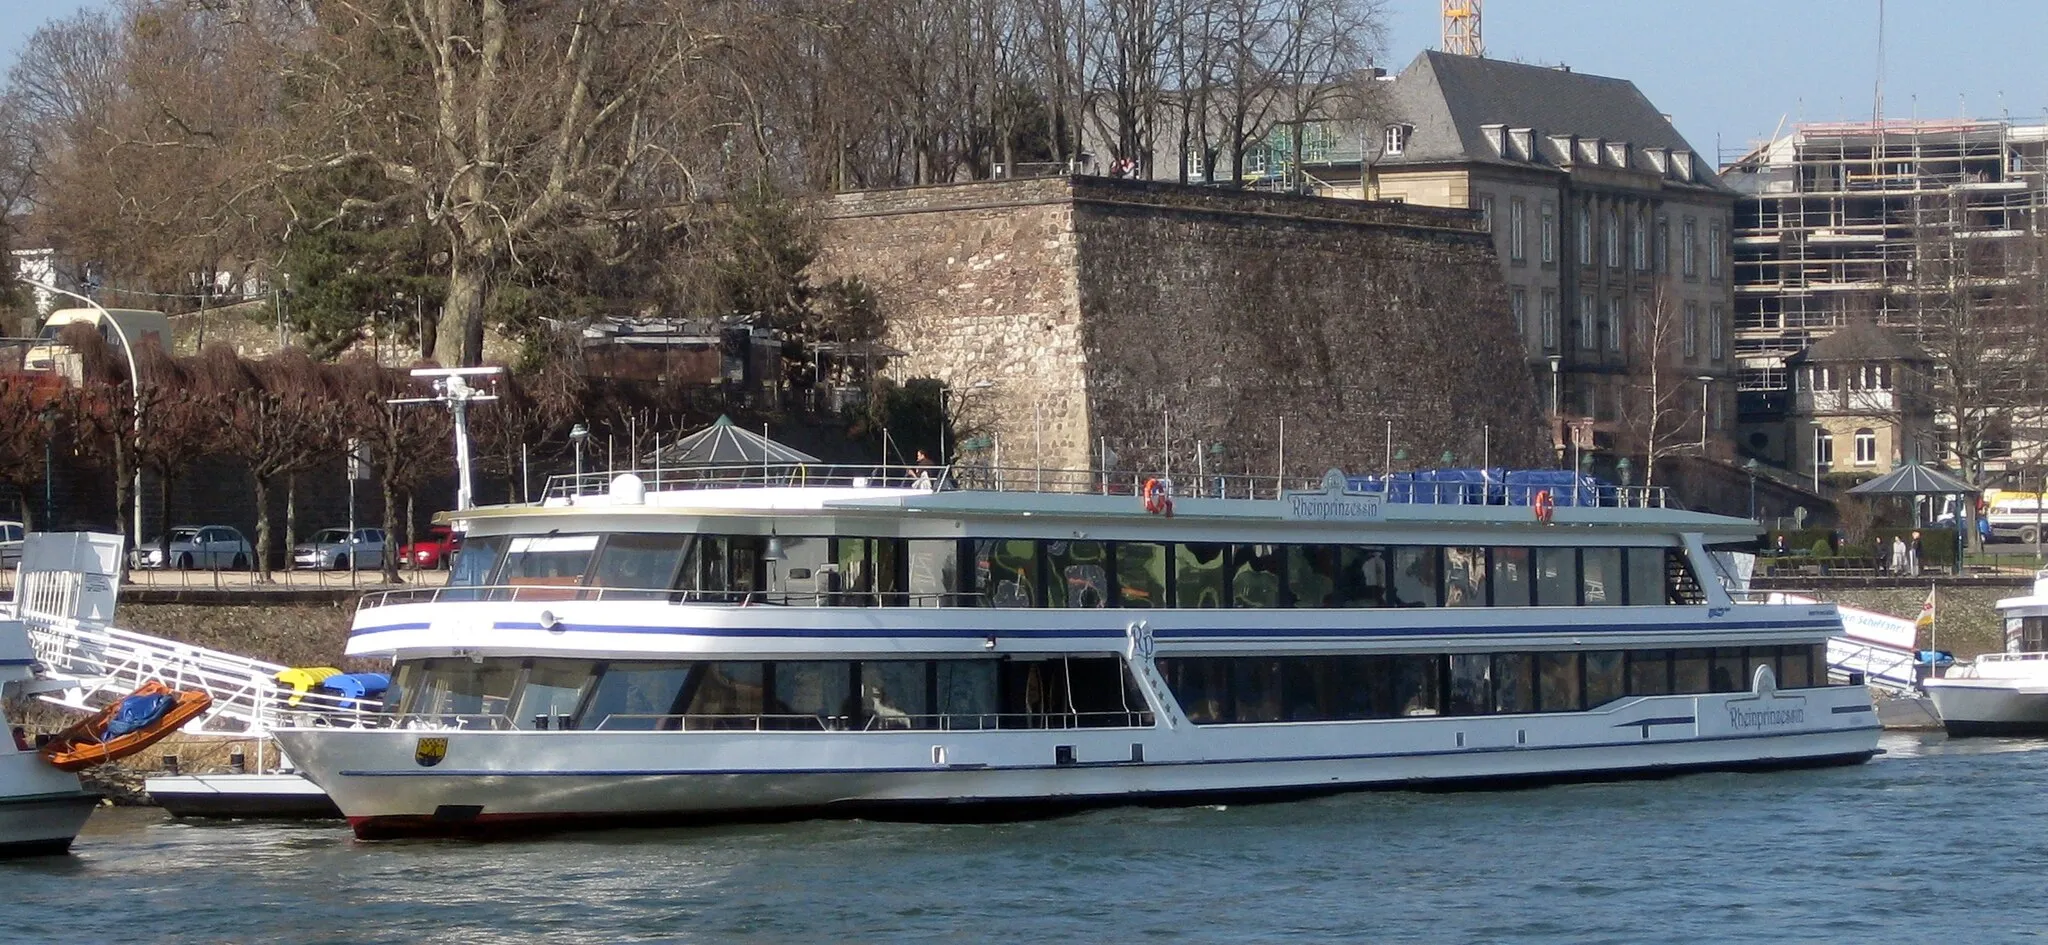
1891;535;1907;576
1907;530;1923;577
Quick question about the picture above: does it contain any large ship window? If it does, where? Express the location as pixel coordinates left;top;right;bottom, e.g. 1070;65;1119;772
935;660;999;728
501;535;598;591
1534;548;1578;606
770;661;854;730
998;657;1150;727
687;662;765;727
1336;546;1390;607
1117;542;1168;608
1393;655;1442;715
511;659;597;729
1779;645;1814;688
1174;543;1227;608
589;535;688;591
1447;653;1493;715
907;540;960;607
1626;548;1668;605
975;539;1040;607
1581;548;1622;606
1708;648;1746;692
1286;546;1337;608
406;658;520;723
1445;547;1488;607
1390;547;1441;607
859;660;932;728
1628;650;1673;695
770;536;830;605
447;535;508;588
1493;653;1535;713
1231;659;1284;722
580;662;694;730
1585;650;1626;706
1534;652;1579;712
1673;648;1713;693
1231;544;1284;608
1046;540;1110;608
1492;548;1532;606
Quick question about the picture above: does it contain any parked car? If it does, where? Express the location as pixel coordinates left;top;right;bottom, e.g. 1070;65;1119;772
136;525;252;570
400;525;460;569
0;520;23;569
292;528;388;571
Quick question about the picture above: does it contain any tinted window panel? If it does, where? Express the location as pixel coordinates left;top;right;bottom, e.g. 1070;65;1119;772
1628;650;1672;695
1117;542;1168;609
1493;653;1534;713
1492;548;1533;606
448;535;508;588
689;662;765;725
1673;649;1712;694
1232;545;1284;609
1287;546;1339;608
935;660;998;728
1232;658;1284;721
1175;543;1227;608
1581;548;1622;606
907;540;959;607
1780;645;1813;689
1445;547;1489;607
860;660;931;728
1535;548;1578;606
1709;648;1745;692
771;661;853;729
579;662;694;730
590;534;688;591
1535;652;1581;712
1626;548;1668;605
1447;653;1492;715
512;659;596;729
1046;540;1110;608
1390;547;1441;607
1335;546;1391;607
1393;655;1443;716
1585;650;1626;706
975;539;1040;607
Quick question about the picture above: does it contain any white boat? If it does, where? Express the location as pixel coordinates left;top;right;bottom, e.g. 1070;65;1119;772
0;618;99;856
1924;569;2048;736
146;772;340;819
272;465;1880;840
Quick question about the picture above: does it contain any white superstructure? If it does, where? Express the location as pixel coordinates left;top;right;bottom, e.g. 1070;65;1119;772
1924;569;2048;735
273;466;1880;840
0;618;98;856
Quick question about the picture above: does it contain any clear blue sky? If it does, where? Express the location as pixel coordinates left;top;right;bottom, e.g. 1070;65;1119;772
5;0;2045;167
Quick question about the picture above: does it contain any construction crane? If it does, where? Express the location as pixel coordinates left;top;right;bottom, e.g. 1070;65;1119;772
1443;0;1483;57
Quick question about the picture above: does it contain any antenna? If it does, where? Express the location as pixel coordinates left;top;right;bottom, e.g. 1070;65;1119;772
1442;0;1482;57
1873;0;1885;125
392;367;504;511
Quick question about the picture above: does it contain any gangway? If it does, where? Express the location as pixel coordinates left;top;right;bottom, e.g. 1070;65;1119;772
7;532;359;736
1768;592;1921;693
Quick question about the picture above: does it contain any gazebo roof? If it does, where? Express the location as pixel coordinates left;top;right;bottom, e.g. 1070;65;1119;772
1845;461;1978;496
644;416;821;468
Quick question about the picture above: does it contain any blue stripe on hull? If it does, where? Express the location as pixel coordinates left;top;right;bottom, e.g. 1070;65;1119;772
352;620;1839;640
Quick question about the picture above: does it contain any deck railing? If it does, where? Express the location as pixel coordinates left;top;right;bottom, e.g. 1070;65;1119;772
356;585;977;611
276;709;1157;732
540;463;1677;508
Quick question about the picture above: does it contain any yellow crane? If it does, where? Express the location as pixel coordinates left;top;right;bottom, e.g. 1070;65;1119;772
1443;0;1483;57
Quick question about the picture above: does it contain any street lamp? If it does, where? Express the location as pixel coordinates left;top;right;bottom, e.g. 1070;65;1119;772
570;423;589;480
1697;374;1714;451
1547;355;1563;465
1745;457;1761;521
22;279;143;544
38;407;57;528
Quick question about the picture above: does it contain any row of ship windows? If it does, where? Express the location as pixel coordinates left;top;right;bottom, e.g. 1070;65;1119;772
386;644;1826;733
452;533;1705;609
1158;645;1826;725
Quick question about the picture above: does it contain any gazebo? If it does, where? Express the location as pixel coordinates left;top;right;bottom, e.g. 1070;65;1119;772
1846;461;1980;573
643;416;820;479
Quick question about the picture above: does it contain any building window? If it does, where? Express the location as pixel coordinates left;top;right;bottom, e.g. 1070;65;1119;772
1605;295;1623;352
1511;287;1528;337
1854;429;1878;465
1385;124;1409;156
1708;223;1724;279
1682;301;1699;358
1479;194;1495;233
1540;201;1556;264
1816;433;1835;469
1658;217;1671;272
1541;289;1558;349
1579;292;1596;350
1631;210;1647;271
1578;205;1593;265
1682;217;1698;278
1187;147;1204;179
1709;304;1726;360
1605;207;1621;269
1509;198;1526;262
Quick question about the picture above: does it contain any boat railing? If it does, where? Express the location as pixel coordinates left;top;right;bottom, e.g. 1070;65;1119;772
589;709;1157;731
357;585;982;611
539;463;1678;508
1976;651;2048;665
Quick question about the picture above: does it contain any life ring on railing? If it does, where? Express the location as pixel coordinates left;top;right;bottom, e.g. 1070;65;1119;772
1532;489;1555;524
1142;478;1175;517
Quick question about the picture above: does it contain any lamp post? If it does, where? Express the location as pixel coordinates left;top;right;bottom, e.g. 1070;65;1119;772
1745;457;1761;521
1697;374;1714;452
1547;355;1563;465
38;407;56;528
23;279;142;545
1811;422;1827;491
570;423;589;480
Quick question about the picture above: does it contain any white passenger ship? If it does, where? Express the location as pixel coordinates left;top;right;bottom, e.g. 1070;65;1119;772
272;465;1879;839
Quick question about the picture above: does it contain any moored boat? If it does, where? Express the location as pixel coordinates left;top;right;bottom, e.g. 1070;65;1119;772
0;618;99;856
1924;569;2048;735
38;681;213;772
273;464;1881;840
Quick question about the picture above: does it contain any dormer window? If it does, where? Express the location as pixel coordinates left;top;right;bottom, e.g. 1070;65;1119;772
1385;124;1411;156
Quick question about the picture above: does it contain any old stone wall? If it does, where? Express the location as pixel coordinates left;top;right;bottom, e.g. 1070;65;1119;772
814;176;1546;481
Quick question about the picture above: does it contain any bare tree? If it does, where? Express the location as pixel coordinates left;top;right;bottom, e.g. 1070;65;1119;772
337;359;452;584
1613;286;1703;487
203;348;345;579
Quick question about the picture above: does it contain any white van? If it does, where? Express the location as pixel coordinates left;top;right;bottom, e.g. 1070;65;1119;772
22;307;172;379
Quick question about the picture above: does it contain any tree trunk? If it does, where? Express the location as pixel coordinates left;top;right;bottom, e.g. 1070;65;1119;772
439;250;488;367
284;471;298;569
157;469;174;563
253;474;273;583
379;461;400;585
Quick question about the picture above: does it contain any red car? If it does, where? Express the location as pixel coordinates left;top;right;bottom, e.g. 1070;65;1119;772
400;525;461;569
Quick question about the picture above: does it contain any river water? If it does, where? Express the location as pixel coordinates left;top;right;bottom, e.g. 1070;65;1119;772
6;732;2044;944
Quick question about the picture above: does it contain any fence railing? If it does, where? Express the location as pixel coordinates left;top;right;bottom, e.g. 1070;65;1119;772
357;584;977;612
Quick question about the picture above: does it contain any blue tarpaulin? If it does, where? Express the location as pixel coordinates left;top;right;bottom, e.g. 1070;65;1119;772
104;692;176;738
316;673;391;710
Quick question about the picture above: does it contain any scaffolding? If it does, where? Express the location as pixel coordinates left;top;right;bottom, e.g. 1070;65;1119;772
1723;118;2048;471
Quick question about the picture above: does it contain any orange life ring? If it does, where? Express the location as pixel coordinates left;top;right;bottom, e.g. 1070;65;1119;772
1533;489;1555;524
1142;478;1175;517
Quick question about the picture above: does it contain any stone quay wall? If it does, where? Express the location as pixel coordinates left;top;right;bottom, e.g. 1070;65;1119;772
814;176;1545;483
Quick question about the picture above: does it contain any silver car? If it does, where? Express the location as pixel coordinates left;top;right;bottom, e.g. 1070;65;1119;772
292;528;387;570
0;521;22;569
137;525;253;570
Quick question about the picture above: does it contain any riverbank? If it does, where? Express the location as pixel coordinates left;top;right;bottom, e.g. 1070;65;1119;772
1803;586;2012;659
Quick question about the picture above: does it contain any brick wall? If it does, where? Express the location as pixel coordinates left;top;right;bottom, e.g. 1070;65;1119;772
814;176;1546;482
